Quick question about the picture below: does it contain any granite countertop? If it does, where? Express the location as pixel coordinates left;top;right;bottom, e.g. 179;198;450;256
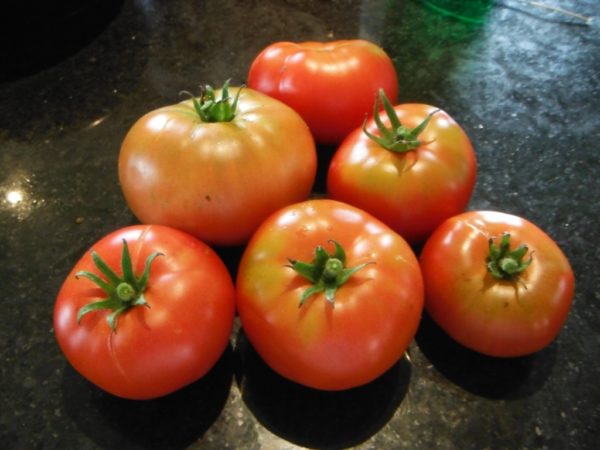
1;1;599;449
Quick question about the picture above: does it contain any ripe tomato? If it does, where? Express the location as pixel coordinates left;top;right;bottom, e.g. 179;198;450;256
247;40;398;145
53;225;236;399
118;83;317;246
419;211;575;357
327;92;477;244
236;199;424;390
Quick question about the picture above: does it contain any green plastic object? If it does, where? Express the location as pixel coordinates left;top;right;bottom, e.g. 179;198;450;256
420;0;494;24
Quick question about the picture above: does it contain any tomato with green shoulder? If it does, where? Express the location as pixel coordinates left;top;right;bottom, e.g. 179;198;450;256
236;199;424;390
119;82;317;246
327;90;477;244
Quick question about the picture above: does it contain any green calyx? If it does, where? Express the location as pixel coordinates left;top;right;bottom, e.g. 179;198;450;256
363;89;439;153
287;240;373;307
75;240;163;331
181;79;242;123
486;233;532;280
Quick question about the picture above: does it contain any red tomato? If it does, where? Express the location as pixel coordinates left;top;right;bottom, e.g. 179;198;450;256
248;40;398;145
119;84;316;246
419;211;575;357
236;199;424;390
327;94;477;244
53;225;235;399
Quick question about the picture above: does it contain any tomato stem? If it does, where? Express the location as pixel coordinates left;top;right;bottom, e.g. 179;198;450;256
287;240;372;307
75;240;162;331
363;89;438;153
322;258;344;282
486;233;532;280
116;282;135;301
181;79;242;123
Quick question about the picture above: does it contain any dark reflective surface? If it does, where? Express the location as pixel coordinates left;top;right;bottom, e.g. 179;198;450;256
1;1;125;82
1;0;599;449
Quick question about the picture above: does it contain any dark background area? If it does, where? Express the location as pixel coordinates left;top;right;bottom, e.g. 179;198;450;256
1;0;599;449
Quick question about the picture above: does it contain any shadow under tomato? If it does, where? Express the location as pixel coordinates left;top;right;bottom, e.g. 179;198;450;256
415;312;557;399
213;244;246;280
313;144;338;195
61;345;235;450
234;329;411;450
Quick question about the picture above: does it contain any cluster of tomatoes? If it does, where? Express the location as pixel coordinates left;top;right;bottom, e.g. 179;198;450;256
53;40;574;401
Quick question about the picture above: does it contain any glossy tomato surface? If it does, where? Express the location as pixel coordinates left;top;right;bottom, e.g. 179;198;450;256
248;40;398;145
54;225;236;399
327;103;477;244
118;87;316;246
236;199;424;390
420;211;575;357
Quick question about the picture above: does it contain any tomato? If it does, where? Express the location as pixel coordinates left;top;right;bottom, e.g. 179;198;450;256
118;83;317;246
419;211;575;357
236;199;424;390
53;225;236;399
327;91;477;244
247;40;398;145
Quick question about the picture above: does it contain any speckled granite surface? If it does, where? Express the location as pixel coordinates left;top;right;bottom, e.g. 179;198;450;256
1;1;599;449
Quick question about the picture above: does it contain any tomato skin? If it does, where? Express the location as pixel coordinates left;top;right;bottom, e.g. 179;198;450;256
327;104;477;245
419;211;575;358
248;40;398;145
236;199;424;390
118;87;316;246
53;225;236;399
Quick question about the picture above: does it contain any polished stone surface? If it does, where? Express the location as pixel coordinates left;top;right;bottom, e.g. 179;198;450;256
1;0;599;449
